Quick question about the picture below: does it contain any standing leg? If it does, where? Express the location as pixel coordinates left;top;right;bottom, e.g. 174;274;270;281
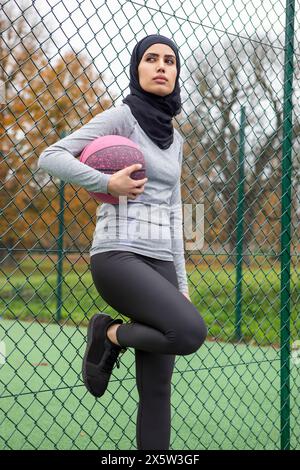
133;254;179;450
135;350;175;450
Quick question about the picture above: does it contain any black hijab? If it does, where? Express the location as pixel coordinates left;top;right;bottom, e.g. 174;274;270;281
122;34;182;150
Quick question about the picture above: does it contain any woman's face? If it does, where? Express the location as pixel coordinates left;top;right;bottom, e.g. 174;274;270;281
137;43;177;97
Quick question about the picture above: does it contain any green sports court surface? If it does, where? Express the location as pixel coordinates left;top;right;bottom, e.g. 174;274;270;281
0;319;299;450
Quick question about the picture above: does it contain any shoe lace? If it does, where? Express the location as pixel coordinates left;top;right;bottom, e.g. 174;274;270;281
101;346;126;373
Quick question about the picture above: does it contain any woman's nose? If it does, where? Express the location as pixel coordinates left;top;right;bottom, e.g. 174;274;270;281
156;60;165;70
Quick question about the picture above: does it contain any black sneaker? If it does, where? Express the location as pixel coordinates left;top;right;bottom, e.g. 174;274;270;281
82;312;127;398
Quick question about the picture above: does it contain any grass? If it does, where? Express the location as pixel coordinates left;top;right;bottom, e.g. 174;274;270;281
1;255;299;347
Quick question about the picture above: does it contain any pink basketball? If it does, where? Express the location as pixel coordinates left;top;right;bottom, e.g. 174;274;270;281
79;135;146;204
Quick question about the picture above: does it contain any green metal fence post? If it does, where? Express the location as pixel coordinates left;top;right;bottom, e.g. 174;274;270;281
280;0;295;451
235;105;246;342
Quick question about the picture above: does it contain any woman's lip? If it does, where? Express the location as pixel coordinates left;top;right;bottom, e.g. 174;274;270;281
153;78;167;83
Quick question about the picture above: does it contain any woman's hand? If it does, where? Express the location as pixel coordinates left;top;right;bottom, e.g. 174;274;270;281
107;163;148;200
182;292;191;302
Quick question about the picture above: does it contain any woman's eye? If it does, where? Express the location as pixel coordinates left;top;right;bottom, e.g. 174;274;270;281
146;58;174;64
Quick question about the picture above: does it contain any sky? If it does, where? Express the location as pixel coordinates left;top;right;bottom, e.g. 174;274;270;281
2;1;299;203
3;0;299;125
5;0;294;92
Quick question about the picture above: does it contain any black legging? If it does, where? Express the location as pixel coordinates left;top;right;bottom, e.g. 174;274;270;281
90;250;207;450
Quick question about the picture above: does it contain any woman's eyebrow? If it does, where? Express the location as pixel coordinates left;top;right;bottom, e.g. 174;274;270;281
145;52;176;59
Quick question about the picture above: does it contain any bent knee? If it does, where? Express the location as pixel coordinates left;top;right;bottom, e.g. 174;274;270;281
170;315;208;355
183;321;207;354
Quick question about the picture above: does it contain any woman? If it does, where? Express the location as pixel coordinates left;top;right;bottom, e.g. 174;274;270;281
37;34;207;450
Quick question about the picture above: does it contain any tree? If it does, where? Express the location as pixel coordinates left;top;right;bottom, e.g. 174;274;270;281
179;34;300;266
0;1;116;264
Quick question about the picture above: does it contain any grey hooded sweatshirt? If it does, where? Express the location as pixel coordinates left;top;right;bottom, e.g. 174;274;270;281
37;103;189;294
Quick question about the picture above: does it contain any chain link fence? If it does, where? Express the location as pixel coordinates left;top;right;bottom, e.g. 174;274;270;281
1;0;299;450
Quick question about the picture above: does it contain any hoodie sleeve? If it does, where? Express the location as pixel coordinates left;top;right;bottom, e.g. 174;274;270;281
169;136;189;295
36;104;133;193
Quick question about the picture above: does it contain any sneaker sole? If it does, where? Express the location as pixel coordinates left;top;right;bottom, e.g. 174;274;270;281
82;312;112;397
